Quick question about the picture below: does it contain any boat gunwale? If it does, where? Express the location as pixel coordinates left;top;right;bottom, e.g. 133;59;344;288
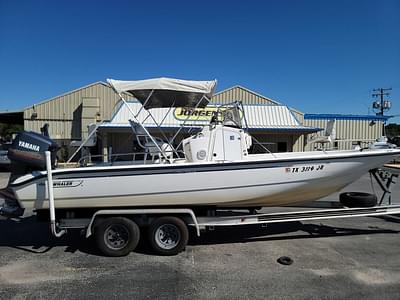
9;148;400;188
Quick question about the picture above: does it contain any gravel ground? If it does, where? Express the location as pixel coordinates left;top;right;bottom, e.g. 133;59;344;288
0;171;399;300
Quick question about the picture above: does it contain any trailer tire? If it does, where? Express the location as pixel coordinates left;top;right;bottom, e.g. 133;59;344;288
340;192;377;208
148;216;189;256
94;217;140;257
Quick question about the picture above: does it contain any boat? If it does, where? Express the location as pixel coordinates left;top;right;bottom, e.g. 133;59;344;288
1;77;399;218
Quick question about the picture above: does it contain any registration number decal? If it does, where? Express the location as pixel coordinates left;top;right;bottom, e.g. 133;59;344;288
285;165;324;173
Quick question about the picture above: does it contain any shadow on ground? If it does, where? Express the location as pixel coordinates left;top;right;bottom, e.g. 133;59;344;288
190;221;399;246
376;215;400;224
0;216;100;255
0;216;398;256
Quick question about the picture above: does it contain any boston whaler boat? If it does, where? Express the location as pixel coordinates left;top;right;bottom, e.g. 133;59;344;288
1;77;400;256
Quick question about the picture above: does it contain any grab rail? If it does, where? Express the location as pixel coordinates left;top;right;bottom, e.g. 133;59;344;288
77;150;185;167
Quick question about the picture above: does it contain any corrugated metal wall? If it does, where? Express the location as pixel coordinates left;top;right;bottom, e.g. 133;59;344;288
303;118;384;150
23;82;135;140
212;86;278;105
212;86;304;119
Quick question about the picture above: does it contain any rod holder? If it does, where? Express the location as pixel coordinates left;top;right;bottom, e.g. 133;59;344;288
45;151;66;238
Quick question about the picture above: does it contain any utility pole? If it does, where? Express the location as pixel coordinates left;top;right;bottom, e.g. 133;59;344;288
372;88;392;136
372;88;392;115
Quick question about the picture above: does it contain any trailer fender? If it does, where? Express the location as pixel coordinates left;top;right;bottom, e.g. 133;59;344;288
85;208;200;238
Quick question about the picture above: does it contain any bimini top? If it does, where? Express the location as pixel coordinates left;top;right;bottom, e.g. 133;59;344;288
107;77;217;109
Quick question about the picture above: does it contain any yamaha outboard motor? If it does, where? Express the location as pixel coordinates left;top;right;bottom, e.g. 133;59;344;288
0;128;59;217
7;130;58;172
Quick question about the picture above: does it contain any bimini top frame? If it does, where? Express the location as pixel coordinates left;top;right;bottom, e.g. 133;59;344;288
107;77;217;162
108;78;216;109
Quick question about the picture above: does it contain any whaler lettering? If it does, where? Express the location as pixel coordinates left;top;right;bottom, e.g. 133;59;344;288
18;141;40;152
53;181;73;187
53;180;83;188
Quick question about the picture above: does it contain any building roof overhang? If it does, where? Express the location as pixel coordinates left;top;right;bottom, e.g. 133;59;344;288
99;101;320;133
305;113;391;122
0;110;24;124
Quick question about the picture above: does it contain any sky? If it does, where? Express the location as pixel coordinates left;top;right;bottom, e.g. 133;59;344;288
0;0;399;123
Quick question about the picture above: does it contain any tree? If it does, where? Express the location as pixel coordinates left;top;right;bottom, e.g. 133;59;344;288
385;123;400;137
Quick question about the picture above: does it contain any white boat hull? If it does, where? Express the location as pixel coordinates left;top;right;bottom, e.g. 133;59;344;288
9;148;400;210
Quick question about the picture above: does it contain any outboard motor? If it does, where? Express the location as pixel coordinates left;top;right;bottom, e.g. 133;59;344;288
7;130;59;171
0;130;59;218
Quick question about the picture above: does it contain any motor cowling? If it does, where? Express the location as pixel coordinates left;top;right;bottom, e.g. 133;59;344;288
7;131;59;170
0;131;58;218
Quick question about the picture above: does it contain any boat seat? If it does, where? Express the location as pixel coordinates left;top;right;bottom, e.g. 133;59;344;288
307;119;336;149
144;141;173;161
129;120;173;162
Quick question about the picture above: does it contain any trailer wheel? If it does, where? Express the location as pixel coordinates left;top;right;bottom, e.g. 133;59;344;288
94;217;140;257
340;192;377;208
148;216;189;256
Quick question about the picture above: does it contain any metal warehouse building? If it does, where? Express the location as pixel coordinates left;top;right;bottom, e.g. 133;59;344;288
22;82;135;142
0;81;388;161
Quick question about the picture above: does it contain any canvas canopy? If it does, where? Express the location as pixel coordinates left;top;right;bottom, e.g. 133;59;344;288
107;77;217;109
